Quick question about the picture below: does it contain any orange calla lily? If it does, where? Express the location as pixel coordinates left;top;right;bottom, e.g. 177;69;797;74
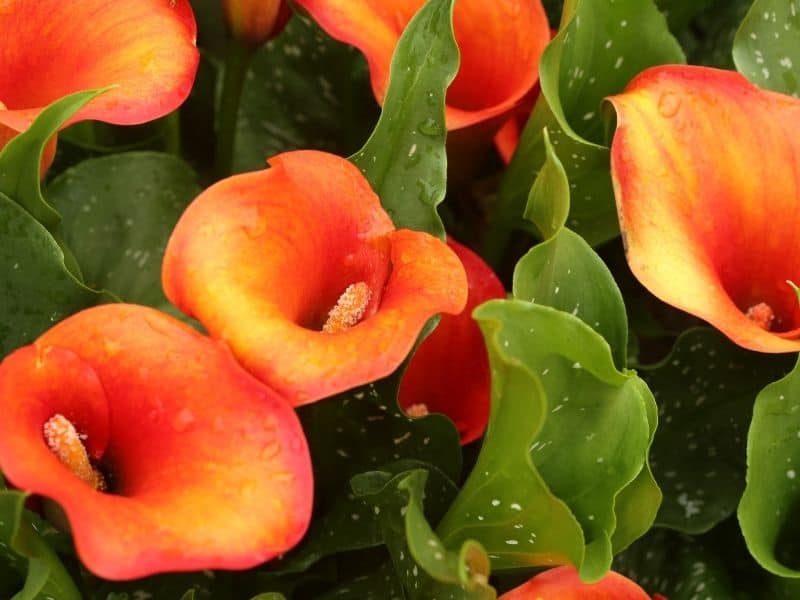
499;566;651;599
0;0;198;140
222;0;291;48
293;0;550;132
163;150;468;405
609;65;800;353
0;304;313;580
399;238;504;444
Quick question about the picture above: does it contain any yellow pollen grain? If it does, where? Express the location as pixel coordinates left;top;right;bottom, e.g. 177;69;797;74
43;414;105;491
322;282;372;333
746;302;775;331
405;403;429;418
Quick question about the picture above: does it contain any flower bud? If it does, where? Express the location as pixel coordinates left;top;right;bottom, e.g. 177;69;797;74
222;0;291;48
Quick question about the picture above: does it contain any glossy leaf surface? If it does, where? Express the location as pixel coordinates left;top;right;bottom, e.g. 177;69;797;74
47;152;200;312
354;469;495;599
733;0;800;96
640;328;792;534
352;0;458;238
513;130;628;369
740;357;800;577
0;193;97;357
493;0;684;249
439;300;657;581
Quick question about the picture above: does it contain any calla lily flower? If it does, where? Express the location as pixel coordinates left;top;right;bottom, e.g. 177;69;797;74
0;304;313;580
610;65;800;353
163;150;468;405
499;566;651;599
0;0;198;144
222;0;291;48
293;0;550;132
399;238;505;444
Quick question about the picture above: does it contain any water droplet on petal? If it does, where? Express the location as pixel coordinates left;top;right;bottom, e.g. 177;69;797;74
658;92;681;117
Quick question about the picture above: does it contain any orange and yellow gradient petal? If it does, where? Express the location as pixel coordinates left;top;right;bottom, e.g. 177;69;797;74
610;65;800;352
163;150;468;405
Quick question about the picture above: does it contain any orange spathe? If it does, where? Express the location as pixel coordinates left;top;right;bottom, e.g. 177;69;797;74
499;566;651;599
163;150;468;405
0;0;198;136
399;238;505;444
609;65;800;353
0;304;313;580
294;0;549;131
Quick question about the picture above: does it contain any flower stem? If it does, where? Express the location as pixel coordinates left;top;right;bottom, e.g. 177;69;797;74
162;110;181;157
213;37;253;180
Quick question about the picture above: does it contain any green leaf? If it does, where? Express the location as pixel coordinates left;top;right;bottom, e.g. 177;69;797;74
442;300;657;580
351;0;458;238
614;527;739;599
298;376;462;501
0;89;106;231
512;130;628;369
89;572;219;600
0;192;99;357
354;469;495;599
270;459;455;577
249;594;287;600
46;152;200;312
523;129;569;240
492;0;684;250
233;15;377;173
739;356;800;577
0;491;80;600
439;300;658;581
733;0;800;96
639;328;792;534
542;0;685;147
314;561;403;600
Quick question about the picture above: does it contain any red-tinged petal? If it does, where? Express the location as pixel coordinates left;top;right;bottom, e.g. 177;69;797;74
500;566;651;599
223;0;291;47
0;304;313;580
163;150;468;405
0;0;198;133
494;115;522;165
609;65;800;353
294;0;550;131
399;238;505;444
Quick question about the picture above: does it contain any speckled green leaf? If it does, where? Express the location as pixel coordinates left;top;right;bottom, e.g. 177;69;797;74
354;469;495;599
739;357;800;577
639;329;792;534
351;0;458;238
46;152;200;313
492;0;684;250
270;460;454;577
233;15;377;173
439;300;658;581
315;561;402;600
614;528;738;599
0;89;105;231
512;131;628;369
0;193;99;357
733;0;800;95
299;375;461;503
523;129;569;241
0;491;80;600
